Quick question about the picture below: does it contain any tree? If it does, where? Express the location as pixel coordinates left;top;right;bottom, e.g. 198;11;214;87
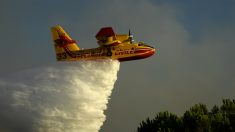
210;111;230;132
182;104;210;132
137;99;235;132
220;99;235;131
138;111;182;132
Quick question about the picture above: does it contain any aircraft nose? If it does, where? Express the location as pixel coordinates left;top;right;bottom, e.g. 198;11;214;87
145;45;156;54
153;48;156;53
151;47;155;52
150;47;156;55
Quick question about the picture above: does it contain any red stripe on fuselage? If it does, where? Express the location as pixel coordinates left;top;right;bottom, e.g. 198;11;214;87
118;50;155;62
134;48;151;54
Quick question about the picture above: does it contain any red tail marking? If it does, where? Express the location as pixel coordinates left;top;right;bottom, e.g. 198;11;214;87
54;34;76;48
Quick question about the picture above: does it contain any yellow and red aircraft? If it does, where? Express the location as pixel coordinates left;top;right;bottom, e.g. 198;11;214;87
51;25;156;62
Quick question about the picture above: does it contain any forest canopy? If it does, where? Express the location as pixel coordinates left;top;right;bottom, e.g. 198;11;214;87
137;99;235;132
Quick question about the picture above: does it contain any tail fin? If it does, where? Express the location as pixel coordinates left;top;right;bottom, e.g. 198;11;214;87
51;25;80;60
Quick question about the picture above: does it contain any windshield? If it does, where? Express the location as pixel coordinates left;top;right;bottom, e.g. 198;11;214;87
138;42;154;48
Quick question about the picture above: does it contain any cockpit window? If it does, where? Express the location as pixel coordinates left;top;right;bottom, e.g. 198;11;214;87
138;42;145;46
138;42;153;48
138;43;145;46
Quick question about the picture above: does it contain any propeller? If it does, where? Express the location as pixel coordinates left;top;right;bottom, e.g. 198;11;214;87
129;29;134;44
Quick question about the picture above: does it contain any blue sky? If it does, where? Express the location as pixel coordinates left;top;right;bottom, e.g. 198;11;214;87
0;0;235;132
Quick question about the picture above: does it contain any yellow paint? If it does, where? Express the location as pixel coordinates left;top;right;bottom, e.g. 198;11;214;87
51;25;155;61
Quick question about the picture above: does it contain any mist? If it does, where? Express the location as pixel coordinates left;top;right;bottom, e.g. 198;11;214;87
0;60;120;132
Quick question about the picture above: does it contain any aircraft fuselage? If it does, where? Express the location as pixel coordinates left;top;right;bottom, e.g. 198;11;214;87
57;43;155;62
51;26;156;62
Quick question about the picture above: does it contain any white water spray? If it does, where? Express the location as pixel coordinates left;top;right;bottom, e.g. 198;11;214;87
0;59;120;132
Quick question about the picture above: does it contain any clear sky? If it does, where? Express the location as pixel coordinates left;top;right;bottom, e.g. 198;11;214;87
0;0;235;132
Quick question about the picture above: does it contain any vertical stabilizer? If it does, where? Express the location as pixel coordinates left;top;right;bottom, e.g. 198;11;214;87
51;25;80;60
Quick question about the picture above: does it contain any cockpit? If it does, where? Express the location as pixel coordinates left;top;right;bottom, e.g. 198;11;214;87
137;42;154;48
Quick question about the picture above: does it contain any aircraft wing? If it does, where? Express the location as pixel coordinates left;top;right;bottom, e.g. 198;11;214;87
95;27;121;46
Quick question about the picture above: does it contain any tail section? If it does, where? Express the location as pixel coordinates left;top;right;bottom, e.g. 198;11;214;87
51;25;80;60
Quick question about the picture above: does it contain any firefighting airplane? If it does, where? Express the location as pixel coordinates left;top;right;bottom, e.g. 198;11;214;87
51;25;156;62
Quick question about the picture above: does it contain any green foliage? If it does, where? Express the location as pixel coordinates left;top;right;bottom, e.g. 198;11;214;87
183;103;210;132
210;112;230;132
137;99;235;132
220;99;235;131
138;111;182;132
